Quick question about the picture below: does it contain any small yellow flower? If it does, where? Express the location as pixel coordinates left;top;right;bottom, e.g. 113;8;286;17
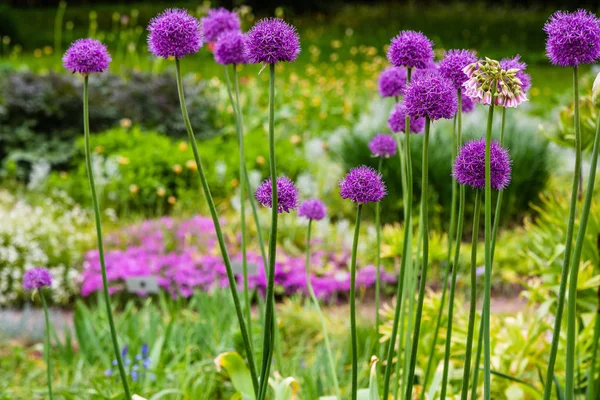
256;156;266;166
173;164;183;174
178;142;188;152
231;178;239;188
43;46;53;55
129;184;139;195
157;187;166;197
290;135;301;145
117;156;130;165
186;160;197;171
120;118;132;128
60;172;68;179
311;96;321;107
319;111;327;120
94;145;104;154
167;196;176;205
34;49;42;58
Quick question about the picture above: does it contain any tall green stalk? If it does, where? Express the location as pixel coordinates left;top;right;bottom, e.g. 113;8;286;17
586;285;600;400
375;156;384;356
566;83;600;399
440;183;466;399
350;204;364;400
304;219;342;398
491;107;507;258
39;289;54;400
82;76;131;399
461;190;482;400
175;58;258;395
422;89;462;398
471;316;484;400
257;63;278;400
383;68;413;400
405;117;431;400
543;66;582;400
482;82;497;400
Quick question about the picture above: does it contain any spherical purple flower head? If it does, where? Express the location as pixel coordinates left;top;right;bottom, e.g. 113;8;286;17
214;30;247;65
439;49;478;90
387;31;434;69
200;8;241;42
500;55;531;93
298;198;327;221
404;71;458;121
147;9;203;59
245;18;300;64
461;93;476;113
62;38;111;74
369;133;397;157
339;166;387;204
544;9;600;67
452;138;512;191
255;176;299;213
378;66;407;97
22;268;53;291
388;102;425;133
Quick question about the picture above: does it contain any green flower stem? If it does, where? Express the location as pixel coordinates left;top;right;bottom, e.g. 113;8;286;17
383;67;413;400
440;183;466;399
471;316;484;400
543;66;582;400
350;204;364;400
566;82;600;399
257;63;279;400
304;219;341;398
82;76;131;399
405;116;431;400
490;107;507;259
175;58;259;395
461;189;482;400
375;156;384;356
422;89;462;398
39;289;54;400
482;80;497;400
586;285;600;400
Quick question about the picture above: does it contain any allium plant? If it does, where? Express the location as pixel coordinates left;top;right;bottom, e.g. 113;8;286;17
63;37;134;399
542;9;600;400
255;177;299;213
387;102;425;134
453;139;512;191
298;199;340;397
378;66;407;98
339;166;386;400
23;268;54;400
147;8;260;395
387;30;434;69
200;8;241;43
245;17;300;400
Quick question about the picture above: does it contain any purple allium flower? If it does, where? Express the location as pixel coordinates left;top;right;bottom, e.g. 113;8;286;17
298;198;327;221
544;9;600;67
378;66;407;97
255;176;299;213
404;71;457;121
387;31;434;69
388;102;426;134
461;93;476;113
439;49;478;90
339;166;387;204
200;8;241;43
22;268;53;290
147;9;203;59
369;133;397;157
452;138;512;190
500;55;531;93
214;30;247;65
62;38;111;74
245;18;300;64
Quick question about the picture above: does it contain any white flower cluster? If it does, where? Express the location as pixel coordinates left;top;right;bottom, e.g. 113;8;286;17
0;190;93;305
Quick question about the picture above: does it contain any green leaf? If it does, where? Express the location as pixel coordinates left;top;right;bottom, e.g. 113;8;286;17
272;376;299;400
368;356;380;400
215;352;256;400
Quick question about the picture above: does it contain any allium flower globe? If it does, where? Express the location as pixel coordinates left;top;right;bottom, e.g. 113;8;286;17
388;102;425;133
461;93;476;113
245;18;300;64
22;268;53;290
404;72;458;120
200;8;241;42
438;49;478;90
214;30;247;65
255;176;299;213
298;199;327;221
544;9;600;67
452;138;512;190
339;166;387;204
500;55;532;92
387;31;434;69
378;66;407;97
63;38;111;74
147;9;203;59
369;134;397;158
